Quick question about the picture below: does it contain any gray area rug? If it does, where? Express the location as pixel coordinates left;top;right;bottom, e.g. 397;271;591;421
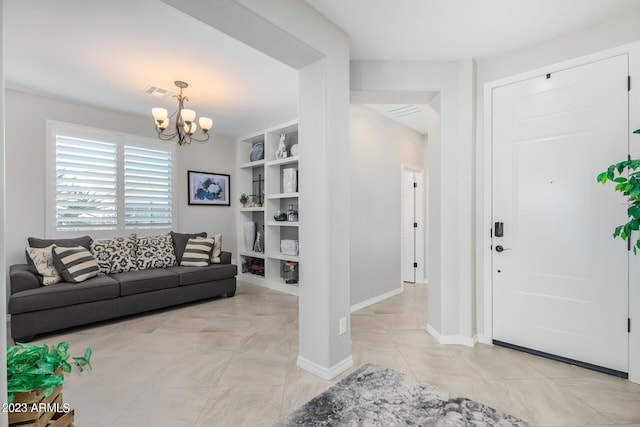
275;364;528;426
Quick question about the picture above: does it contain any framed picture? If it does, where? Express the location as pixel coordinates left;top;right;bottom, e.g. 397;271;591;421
187;171;231;206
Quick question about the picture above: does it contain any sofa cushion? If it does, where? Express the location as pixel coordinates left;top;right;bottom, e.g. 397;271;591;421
170;231;206;264
210;233;222;264
181;237;214;267
28;235;92;250
52;246;101;283
112;268;179;296
136;234;176;270
9;274;119;314
90;234;138;274
167;264;237;286
25;245;62;285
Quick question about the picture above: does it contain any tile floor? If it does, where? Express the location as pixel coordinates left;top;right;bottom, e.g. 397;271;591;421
21;281;640;427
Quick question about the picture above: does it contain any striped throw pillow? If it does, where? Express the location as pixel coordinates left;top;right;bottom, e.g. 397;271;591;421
52;246;100;283
180;237;214;267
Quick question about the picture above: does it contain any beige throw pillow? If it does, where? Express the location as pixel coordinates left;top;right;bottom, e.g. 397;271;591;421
25;245;62;285
211;233;222;263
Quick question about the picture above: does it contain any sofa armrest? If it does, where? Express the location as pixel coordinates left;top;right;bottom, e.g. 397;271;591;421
10;264;41;294
220;251;232;264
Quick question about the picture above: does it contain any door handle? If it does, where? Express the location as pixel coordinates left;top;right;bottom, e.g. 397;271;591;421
495;245;512;252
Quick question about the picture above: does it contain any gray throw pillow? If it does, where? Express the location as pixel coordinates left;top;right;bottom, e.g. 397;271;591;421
28;235;93;250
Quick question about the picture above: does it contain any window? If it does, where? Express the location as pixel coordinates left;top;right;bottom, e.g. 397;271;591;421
47;122;176;237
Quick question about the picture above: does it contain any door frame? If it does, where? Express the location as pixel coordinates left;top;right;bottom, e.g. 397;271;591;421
401;163;426;285
480;41;640;382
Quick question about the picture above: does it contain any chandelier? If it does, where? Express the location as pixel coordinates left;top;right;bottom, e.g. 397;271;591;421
151;81;213;145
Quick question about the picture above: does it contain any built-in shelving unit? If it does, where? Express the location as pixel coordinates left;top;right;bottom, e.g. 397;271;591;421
237;119;300;295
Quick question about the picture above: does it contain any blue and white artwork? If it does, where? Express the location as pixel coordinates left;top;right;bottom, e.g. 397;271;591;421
188;171;231;206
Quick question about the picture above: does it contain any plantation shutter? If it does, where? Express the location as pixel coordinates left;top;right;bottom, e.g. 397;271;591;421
55;136;118;231
124;146;173;229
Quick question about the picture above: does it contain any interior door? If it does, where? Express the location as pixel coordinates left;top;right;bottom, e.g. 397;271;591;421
402;169;416;283
492;54;629;373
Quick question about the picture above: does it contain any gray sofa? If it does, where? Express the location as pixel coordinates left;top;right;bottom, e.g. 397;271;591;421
9;233;237;342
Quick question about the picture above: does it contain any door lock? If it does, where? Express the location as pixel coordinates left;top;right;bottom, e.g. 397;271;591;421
495;245;512;252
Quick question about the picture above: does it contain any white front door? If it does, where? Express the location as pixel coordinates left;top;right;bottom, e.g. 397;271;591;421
492;54;629;373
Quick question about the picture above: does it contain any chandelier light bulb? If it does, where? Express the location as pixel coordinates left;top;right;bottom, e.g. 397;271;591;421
184;122;197;135
181;108;196;123
199;117;213;132
152;107;168;122
158;118;169;130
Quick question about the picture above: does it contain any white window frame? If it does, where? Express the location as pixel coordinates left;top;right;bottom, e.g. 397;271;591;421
46;121;177;239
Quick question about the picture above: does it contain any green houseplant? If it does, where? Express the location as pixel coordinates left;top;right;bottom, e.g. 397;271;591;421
239;193;249;207
597;129;640;253
7;342;92;404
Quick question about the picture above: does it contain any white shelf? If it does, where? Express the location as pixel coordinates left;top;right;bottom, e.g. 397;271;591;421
267;192;299;199
240;159;265;169
267;156;299;167
239;250;266;259
237;119;300;295
267;252;300;262
267;221;299;227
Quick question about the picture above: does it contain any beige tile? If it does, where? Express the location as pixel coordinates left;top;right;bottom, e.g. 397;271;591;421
387;329;442;353
64;387;140;427
488;378;609;426
218;352;288;385
112;387;213;427
403;351;483;383
149;351;233;389
351;329;397;351
453;345;547;380
19;280;640;427
555;377;640;424
378;313;425;329
195;385;284;427
237;330;293;353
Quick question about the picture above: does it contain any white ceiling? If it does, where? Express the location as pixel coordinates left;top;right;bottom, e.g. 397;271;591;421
305;0;640;61
366;104;432;135
5;1;640;139
4;0;299;138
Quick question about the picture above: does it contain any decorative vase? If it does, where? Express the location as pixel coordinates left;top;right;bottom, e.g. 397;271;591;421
283;168;297;193
244;221;256;251
253;231;263;253
275;133;288;160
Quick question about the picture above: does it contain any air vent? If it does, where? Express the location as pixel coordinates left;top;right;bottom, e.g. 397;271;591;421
387;105;423;117
143;85;175;98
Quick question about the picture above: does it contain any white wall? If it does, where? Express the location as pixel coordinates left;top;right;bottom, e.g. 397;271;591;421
176;135;237;257
4;89;237;266
349;104;424;307
350;60;476;344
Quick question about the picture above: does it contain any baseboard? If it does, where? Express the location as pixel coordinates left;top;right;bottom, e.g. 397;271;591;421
426;323;477;347
297;355;354;380
476;334;491;345
350;286;403;313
